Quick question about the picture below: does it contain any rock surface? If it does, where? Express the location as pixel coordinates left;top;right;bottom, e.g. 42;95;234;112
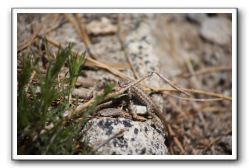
200;17;232;45
82;117;168;155
86;17;117;35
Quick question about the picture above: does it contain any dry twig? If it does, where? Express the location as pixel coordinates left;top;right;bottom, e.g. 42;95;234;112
168;94;224;102
146;87;232;101
63;13;96;59
74;13;96;58
167;124;185;154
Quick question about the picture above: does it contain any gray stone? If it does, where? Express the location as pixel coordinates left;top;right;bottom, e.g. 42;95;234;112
133;105;147;115
200;17;232;45
219;135;232;153
72;88;92;99
82;117;168;155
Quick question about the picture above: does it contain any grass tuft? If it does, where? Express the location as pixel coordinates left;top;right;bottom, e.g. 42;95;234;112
17;42;113;155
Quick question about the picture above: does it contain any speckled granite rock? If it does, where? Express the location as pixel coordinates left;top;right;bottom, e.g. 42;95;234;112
123;15;161;88
82;117;168;155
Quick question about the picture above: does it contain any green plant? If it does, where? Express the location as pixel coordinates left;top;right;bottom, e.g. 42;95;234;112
17;42;113;155
68;49;86;103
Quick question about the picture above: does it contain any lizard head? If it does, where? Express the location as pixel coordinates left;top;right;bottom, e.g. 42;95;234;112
117;80;130;88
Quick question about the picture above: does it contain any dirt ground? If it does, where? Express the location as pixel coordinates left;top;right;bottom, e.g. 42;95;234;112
17;13;233;155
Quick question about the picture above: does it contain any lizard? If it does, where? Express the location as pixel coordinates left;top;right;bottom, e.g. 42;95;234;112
119;80;186;154
118;81;169;135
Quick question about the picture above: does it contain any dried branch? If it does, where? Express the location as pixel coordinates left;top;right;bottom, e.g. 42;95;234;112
168;94;224;102
75;14;95;58
167;125;185;154
146;87;232;101
151;71;191;97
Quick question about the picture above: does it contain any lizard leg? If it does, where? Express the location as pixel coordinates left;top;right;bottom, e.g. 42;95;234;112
128;89;146;121
146;106;153;119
